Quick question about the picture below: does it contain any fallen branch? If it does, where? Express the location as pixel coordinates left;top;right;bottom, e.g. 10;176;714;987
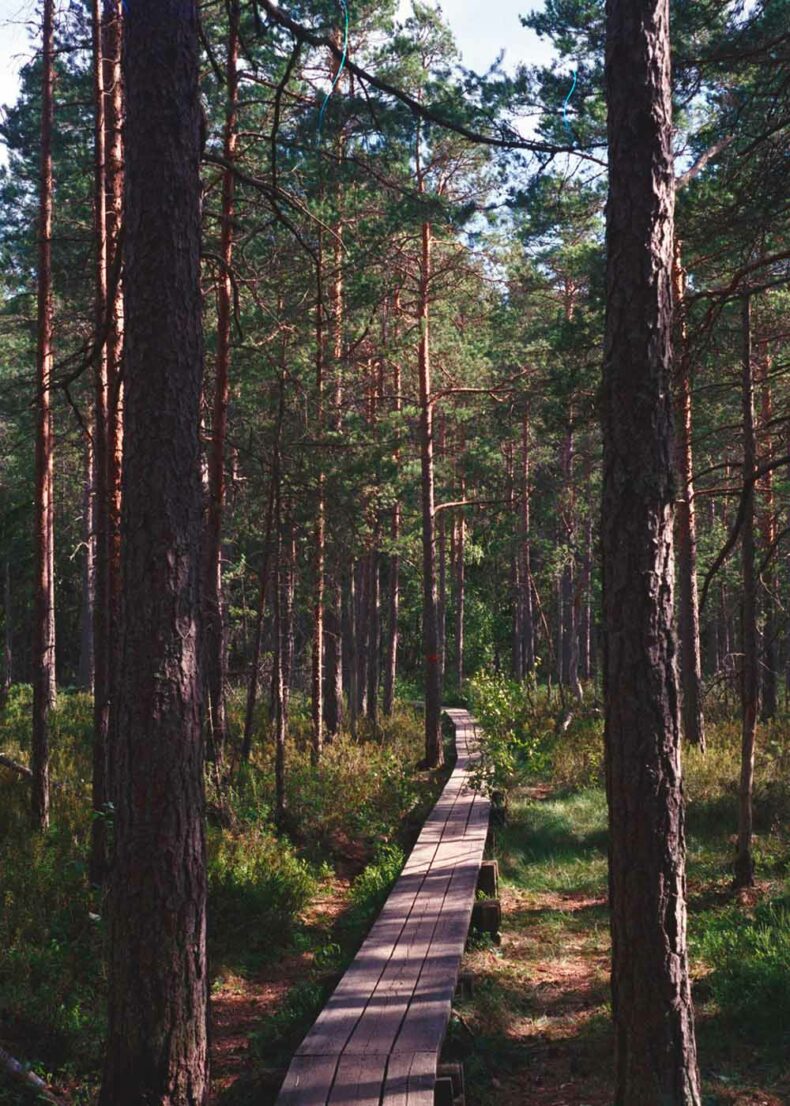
0;1044;70;1105
0;753;32;780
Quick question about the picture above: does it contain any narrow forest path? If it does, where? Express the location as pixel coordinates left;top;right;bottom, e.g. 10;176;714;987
274;708;489;1106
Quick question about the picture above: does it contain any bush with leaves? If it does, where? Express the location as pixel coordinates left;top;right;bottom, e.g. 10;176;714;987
467;670;551;795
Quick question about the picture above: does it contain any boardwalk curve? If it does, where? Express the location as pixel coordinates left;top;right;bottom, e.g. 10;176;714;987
276;708;489;1106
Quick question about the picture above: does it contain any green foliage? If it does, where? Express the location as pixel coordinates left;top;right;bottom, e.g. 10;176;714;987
219;702;428;859
0;690;102;1073
207;825;318;959
348;842;405;921
467;670;551;794
0;820;104;1072
695;895;790;1043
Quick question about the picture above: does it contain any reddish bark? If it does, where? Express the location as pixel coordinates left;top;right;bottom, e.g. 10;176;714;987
673;242;705;749
735;295;758;889
204;0;240;761
32;0;56;832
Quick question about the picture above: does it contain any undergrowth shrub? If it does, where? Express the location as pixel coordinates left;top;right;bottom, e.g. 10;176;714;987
695;893;790;1042
207;825;317;958
466;671;552;794
218;703;429;858
0;689;101;1072
0;821;103;1071
347;842;405;922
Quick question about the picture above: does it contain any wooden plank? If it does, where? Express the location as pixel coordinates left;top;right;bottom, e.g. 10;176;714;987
278;1055;341;1106
382;1052;436;1106
296;763;474;1056
278;710;489;1106
327;1053;389;1106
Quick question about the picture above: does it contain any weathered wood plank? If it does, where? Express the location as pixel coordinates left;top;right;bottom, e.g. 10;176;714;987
278;710;489;1106
382;1052;436;1106
278;1055;341;1106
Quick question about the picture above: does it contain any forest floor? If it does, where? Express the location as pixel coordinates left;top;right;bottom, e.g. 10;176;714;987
209;872;357;1103
452;784;790;1106
208;714;790;1106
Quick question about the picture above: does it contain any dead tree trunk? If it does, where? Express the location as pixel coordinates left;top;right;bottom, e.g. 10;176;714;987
735;295;758;889
32;0;56;832
602;0;701;1099
99;3;208;1101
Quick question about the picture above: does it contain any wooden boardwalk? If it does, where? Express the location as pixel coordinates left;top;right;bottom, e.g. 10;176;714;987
276;709;490;1106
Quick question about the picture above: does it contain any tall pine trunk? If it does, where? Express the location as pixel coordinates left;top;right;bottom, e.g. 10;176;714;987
602;0;701;1100
311;246;326;764
759;357;777;720
521;407;535;672
673;242;705;749
32;0;56;832
77;437;95;691
735;295;758;889
453;500;465;690
418;216;442;768
99;3;208;1101
383;301;402;717
204;0;240;762
90;0;110;883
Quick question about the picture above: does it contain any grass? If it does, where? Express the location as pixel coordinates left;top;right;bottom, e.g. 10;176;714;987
451;766;789;1106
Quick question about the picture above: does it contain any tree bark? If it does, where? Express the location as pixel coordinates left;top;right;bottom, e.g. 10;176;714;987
602;0;701;1100
241;456;278;763
78;436;96;692
204;0;239;763
759;355;777;720
366;547;380;728
3;562;12;698
383;302;402;717
99;3;208;1102
672;242;705;749
734;295;758;889
324;206;345;738
418;216;442;768
90;0;110;883
454;503;465;690
346;566;358;738
273;489;287;828
32;0;56;832
355;556;369;718
311;246;326;764
105;0;124;807
521;407;535;672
